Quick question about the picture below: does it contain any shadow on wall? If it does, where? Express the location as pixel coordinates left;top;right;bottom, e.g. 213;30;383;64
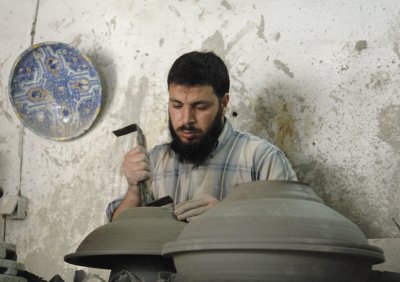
238;83;384;238
240;83;306;158
85;48;116;132
295;160;385;238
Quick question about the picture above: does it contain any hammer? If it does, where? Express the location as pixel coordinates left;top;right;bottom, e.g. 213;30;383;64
113;123;173;207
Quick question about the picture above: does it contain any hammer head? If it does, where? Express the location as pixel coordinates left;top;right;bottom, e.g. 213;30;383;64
113;123;139;137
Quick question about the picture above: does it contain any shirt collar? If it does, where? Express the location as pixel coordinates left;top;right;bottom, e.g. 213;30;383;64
210;118;234;156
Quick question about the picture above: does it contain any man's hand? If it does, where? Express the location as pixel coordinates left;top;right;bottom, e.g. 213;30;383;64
174;195;219;222
123;146;151;186
112;146;151;221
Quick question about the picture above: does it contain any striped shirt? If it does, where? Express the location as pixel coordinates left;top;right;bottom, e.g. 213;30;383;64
106;119;297;221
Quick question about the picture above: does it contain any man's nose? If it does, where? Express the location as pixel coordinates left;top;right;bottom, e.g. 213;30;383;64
182;107;195;124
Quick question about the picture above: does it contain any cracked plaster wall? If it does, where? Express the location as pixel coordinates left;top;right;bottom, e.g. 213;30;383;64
0;0;399;279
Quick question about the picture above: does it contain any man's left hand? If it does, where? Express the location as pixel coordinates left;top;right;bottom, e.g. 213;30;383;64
174;195;219;222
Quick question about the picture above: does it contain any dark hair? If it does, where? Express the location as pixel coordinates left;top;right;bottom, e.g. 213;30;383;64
167;51;230;98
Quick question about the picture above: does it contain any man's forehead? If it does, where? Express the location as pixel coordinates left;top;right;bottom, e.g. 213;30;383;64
168;84;217;101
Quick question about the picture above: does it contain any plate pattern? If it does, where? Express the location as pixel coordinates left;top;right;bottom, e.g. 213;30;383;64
9;42;101;140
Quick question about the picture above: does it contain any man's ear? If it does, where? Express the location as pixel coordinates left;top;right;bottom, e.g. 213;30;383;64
221;94;229;109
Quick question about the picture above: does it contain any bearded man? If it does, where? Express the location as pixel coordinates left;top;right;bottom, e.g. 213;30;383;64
106;51;297;222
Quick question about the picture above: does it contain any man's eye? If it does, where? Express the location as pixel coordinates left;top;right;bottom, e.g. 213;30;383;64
172;104;182;109
194;104;208;110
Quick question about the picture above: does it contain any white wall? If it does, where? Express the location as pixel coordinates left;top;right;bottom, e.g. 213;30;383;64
1;0;399;280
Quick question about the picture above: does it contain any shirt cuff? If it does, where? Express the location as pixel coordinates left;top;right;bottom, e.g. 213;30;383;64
105;195;124;222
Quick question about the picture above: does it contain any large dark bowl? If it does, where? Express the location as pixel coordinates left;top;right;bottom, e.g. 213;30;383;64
65;207;185;280
162;181;384;282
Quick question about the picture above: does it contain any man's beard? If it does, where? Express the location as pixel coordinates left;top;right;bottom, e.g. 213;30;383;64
168;108;224;166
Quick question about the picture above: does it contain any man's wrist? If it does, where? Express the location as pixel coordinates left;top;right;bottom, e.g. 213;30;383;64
126;184;140;201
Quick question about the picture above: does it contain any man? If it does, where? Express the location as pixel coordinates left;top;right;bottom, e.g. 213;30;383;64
106;51;297;222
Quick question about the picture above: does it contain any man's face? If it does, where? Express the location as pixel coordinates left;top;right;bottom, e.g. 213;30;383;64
168;83;229;164
168;84;226;143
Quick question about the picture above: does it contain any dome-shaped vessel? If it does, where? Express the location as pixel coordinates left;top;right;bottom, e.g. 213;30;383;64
65;206;185;281
162;181;384;282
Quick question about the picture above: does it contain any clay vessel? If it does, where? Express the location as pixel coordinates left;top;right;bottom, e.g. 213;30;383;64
162;181;385;282
65;206;185;281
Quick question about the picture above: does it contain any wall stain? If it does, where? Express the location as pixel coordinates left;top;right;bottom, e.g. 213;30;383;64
220;0;232;10
106;16;117;36
49;18;75;33
393;42;400;60
253;96;277;140
274;32;281;41
0;56;10;89
378;105;400;152
201;30;226;59
201;22;255;62
355;40;367;52
237;62;249;76
198;8;206;20
366;71;391;89
169;6;181;17
71;34;82;47
1;110;13;123
159;38;165;47
274;60;294;78
121;76;149;123
275;112;295;150
256;15;268;44
329;95;344;104
253;95;300;155
226;23;255;54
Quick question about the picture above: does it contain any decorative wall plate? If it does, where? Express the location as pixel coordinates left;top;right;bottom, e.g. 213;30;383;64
8;42;101;140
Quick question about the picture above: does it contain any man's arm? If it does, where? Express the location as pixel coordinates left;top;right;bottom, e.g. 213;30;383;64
111;184;141;221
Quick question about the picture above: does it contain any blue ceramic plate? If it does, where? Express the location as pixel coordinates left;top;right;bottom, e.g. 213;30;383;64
8;42;102;140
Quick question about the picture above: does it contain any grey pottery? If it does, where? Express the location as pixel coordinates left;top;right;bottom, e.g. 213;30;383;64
65;206;186;281
162;181;385;282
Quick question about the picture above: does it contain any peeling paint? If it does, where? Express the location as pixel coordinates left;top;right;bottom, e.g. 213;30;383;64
378;105;400;152
256;15;268;43
393;42;400;60
329;95;344;104
169;6;181;17
106;16;117;36
237;62;249;75
1;110;14;124
366;71;391;89
201;31;225;58
49;18;75;33
226;23;255;54
220;0;232;10
355;40;367;52
198;8;205;20
274;60;294;78
71;34;82;47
